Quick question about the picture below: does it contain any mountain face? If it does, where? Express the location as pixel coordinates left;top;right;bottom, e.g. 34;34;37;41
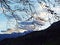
0;21;60;45
0;0;60;34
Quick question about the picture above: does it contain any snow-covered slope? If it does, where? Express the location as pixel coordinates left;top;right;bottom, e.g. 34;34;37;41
0;0;60;34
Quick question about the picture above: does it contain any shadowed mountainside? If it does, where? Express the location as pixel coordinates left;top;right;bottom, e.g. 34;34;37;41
0;21;60;45
0;30;33;41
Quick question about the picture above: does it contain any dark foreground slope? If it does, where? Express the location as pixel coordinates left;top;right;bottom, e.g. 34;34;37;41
0;30;33;41
0;21;60;45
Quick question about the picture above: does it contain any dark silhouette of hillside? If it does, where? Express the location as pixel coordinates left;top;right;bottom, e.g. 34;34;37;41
0;30;33;41
0;21;60;45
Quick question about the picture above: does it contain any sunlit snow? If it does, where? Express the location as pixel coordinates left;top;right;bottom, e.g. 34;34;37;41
0;0;60;34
